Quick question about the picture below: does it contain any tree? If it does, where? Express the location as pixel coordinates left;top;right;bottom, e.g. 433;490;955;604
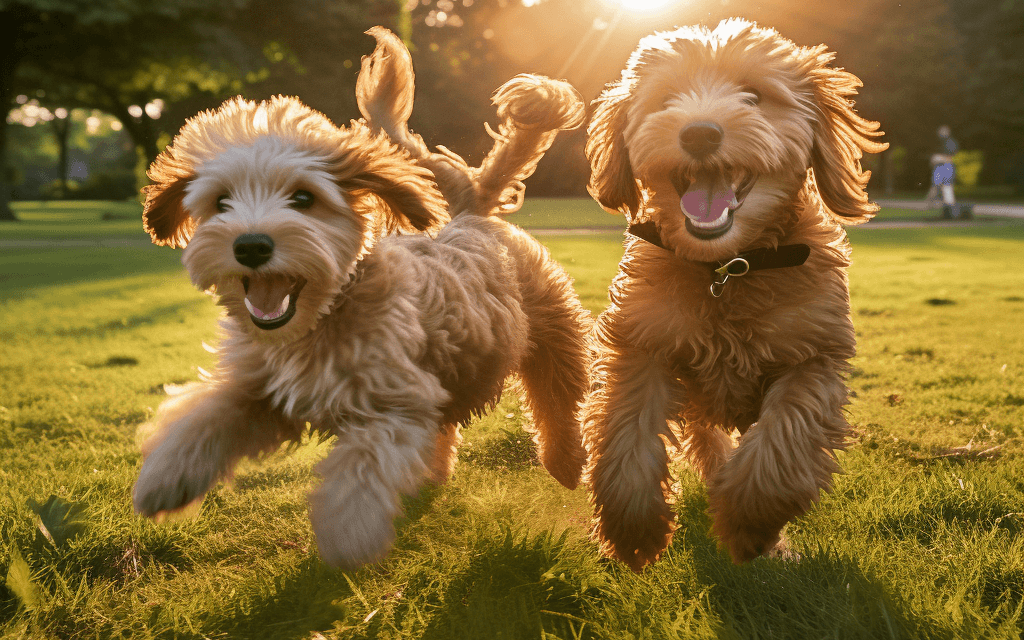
946;0;1024;191
1;0;261;220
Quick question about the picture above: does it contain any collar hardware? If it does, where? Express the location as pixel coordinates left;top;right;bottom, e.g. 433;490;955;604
710;257;750;297
626;222;811;298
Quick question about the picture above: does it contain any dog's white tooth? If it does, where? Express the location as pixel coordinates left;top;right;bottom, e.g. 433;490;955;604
244;297;257;316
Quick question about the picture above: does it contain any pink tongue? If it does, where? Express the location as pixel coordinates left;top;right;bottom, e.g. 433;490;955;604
680;181;736;223
245;274;293;316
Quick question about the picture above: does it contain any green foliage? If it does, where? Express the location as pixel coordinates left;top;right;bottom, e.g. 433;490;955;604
954;150;984;189
0;201;1022;637
6;108;138;200
5;548;42;612
27;496;88;550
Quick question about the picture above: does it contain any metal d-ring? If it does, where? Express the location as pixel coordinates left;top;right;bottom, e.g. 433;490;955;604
710;257;750;297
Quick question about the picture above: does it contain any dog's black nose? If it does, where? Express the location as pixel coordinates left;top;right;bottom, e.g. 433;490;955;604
679;122;724;159
233;233;274;269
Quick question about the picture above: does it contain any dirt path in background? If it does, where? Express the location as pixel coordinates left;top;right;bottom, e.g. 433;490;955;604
527;218;1023;235
1;218;1020;248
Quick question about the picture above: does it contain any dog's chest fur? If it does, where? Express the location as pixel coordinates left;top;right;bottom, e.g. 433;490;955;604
231;217;527;429
606;215;856;430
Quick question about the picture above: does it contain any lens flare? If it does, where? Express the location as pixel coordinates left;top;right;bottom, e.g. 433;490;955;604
616;0;674;11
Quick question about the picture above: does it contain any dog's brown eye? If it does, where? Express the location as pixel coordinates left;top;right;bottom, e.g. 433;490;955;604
289;190;314;210
742;87;761;106
215;195;230;213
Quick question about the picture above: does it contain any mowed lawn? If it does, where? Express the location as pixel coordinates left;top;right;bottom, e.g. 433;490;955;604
1;199;1023;639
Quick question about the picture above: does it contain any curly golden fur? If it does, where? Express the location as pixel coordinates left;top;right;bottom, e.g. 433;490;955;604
132;29;592;568
582;19;886;570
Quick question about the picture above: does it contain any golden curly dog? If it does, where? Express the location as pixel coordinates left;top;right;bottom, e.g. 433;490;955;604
582;19;887;570
132;29;592;568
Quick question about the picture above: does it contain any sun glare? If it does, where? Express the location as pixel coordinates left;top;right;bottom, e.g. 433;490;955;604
616;0;674;11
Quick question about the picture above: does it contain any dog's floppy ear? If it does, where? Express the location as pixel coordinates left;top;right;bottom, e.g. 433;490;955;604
586;82;642;221
347;164;448;233
142;148;197;248
809;62;888;225
333;124;449;233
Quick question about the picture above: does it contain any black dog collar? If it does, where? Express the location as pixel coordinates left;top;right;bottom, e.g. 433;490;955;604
626;220;811;297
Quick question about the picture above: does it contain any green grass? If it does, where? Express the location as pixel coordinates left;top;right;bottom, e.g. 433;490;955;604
2;201;145;240
1;201;1023;638
505;198;625;230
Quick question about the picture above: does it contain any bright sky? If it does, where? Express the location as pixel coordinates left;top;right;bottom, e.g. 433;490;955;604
526;0;675;10
613;0;675;11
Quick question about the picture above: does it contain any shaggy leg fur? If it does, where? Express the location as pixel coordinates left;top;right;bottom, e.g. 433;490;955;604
707;356;849;563
510;232;592;490
680;423;734;484
428;425;462;484
310;399;443;568
133;382;304;517
584;347;684;571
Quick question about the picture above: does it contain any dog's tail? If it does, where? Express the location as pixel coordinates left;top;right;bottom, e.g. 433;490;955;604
357;27;584;216
473;75;586;215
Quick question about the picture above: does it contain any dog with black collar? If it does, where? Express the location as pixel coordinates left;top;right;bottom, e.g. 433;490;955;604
581;19;886;570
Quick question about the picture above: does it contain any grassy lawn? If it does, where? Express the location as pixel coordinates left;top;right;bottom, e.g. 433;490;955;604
1;200;1023;639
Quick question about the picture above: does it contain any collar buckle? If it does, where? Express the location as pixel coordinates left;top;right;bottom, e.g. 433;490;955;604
710;257;750;297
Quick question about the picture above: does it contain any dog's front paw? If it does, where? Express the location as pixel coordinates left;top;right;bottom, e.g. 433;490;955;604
710;514;783;564
707;480;790;563
310;476;399;568
133;436;218;518
595;497;676;572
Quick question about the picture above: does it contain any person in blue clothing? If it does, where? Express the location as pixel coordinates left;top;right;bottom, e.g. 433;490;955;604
927;125;959;218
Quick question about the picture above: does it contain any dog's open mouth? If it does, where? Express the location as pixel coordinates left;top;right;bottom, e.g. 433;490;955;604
241;274;307;330
672;168;757;240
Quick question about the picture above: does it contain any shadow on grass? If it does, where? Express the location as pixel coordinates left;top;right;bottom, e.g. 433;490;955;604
0;246;183;299
189;484;448;639
417;528;598;640
198;556;352;640
668;487;936;639
53;300;201;339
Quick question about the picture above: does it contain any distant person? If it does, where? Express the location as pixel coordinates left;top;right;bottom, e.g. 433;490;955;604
926;125;958;218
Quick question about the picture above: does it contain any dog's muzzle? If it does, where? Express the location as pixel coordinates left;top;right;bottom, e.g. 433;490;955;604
672;165;757;240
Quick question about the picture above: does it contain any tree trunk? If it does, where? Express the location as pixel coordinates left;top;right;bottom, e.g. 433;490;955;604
113;105;161;166
53;117;71;199
0;20;20;221
0;116;15;221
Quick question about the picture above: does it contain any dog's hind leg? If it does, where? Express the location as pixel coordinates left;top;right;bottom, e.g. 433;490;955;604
707;355;849;563
133;382;304;518
518;301;590;490
680;423;733;484
428;424;462;484
583;345;685;572
512;239;592;490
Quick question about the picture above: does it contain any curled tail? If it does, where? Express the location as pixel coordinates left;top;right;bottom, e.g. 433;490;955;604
357;27;584;216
